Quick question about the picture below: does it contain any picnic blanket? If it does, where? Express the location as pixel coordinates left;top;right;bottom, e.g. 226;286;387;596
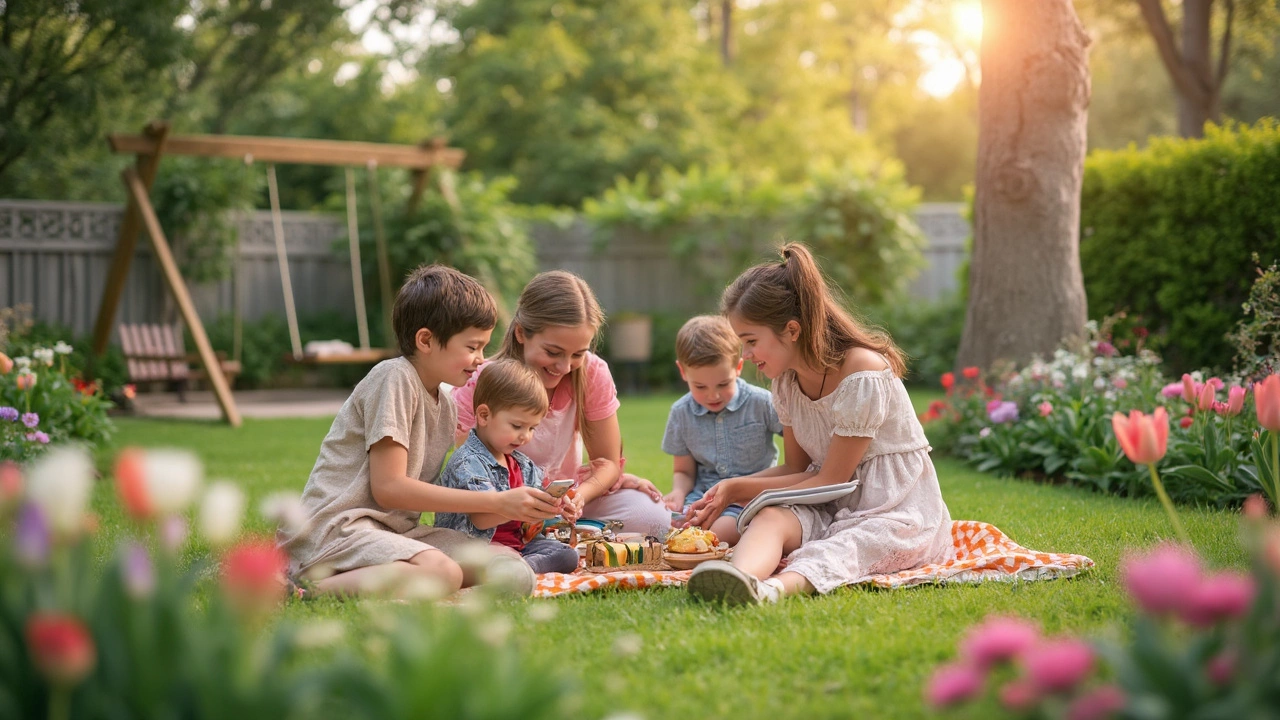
532;520;1093;598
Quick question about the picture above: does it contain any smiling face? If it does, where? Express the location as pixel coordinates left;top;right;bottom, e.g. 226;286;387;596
728;314;800;380
516;323;596;390
678;358;742;412
475;405;545;456
419;326;492;387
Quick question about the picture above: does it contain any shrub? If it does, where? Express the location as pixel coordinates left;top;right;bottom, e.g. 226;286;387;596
1229;258;1280;384
1080;119;1280;373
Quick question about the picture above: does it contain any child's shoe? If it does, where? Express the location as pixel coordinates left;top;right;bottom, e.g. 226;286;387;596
484;554;537;598
687;560;780;606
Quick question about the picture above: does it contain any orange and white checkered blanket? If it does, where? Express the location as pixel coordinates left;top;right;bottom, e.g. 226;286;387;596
532;520;1093;598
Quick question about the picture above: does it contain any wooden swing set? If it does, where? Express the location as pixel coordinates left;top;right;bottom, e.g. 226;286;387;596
91;120;465;427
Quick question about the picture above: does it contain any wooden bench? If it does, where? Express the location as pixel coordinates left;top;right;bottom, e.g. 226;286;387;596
118;323;241;398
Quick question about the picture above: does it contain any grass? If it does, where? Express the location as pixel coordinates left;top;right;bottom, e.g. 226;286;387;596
99;391;1249;719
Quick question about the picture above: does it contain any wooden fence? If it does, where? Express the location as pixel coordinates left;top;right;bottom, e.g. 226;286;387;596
0;199;967;339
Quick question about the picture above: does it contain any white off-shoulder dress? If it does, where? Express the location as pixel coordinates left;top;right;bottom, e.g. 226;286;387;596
770;366;953;593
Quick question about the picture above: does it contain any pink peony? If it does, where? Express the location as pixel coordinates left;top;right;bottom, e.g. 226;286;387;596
924;662;985;707
1038;401;1053;417
1066;685;1126;720
1120;543;1202;616
1179;572;1256;627
959;616;1041;669
1021;638;1095;693
998;680;1041;711
1161;382;1185;399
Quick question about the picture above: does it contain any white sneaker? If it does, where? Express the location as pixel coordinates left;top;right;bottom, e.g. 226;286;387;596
484;555;537;598
687;560;779;606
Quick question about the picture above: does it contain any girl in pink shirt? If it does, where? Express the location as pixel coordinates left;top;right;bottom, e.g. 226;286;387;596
453;271;671;536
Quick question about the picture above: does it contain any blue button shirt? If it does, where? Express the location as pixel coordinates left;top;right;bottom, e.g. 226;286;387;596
661;378;783;496
434;429;544;541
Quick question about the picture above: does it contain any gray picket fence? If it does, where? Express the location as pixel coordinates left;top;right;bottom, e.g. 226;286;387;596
0;199;966;340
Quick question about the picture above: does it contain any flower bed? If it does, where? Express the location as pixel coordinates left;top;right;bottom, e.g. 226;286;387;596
0;332;115;462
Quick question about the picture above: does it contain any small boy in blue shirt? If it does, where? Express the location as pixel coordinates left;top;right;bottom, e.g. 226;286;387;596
662;315;782;545
436;359;581;574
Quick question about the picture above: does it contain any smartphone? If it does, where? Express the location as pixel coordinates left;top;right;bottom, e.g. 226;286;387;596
543;479;575;498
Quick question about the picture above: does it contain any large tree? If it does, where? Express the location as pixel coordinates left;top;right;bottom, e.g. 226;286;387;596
956;0;1091;370
0;0;185;190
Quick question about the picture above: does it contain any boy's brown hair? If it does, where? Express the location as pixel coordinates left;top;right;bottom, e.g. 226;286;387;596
675;315;741;368
473;359;550;416
393;264;497;356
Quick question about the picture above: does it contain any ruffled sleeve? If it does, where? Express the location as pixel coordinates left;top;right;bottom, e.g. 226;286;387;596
770;373;793;427
829;374;891;438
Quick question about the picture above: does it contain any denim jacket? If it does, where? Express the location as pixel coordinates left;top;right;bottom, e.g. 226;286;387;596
434;429;545;541
661;378;783;496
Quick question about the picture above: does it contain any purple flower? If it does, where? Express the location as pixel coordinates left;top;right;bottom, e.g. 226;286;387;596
988;401;1019;424
15;503;51;568
26;432;50;444
21;413;38;429
0;407;17;422
161;515;188;553
122;543;156;599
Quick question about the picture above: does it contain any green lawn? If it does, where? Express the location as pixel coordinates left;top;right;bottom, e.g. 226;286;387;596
100;392;1248;719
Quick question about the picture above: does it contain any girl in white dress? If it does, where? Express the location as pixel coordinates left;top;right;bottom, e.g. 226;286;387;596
686;243;952;605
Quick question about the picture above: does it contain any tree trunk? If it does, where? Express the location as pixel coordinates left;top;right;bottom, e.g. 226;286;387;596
720;0;733;65
1178;0;1216;137
956;0;1091;372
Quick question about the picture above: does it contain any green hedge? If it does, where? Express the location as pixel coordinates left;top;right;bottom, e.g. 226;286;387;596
1080;119;1280;372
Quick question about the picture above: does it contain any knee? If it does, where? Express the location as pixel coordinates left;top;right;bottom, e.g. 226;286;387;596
408;549;464;593
552;544;581;573
754;506;795;526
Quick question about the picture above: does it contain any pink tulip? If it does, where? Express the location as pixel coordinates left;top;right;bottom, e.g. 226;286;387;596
998;680;1040;711
1207;377;1224;391
1038;401;1053;417
924;662;985;707
959;616;1040;669
1256;375;1280;432
1197;382;1216;411
1021;638;1095;693
1225;386;1245;416
15;372;36;391
0;352;12;374
1179;572;1256;627
1182;374;1198;404
1112;407;1169;465
1066;685;1126;720
1120;543;1202;616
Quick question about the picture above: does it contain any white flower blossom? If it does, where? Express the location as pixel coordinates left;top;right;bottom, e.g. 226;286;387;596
32;348;54;366
25;447;94;535
142;449;203;515
14;356;30;370
53;341;73;355
198;481;246;546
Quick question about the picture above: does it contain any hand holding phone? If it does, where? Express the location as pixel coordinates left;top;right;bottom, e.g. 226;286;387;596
543;479;575;498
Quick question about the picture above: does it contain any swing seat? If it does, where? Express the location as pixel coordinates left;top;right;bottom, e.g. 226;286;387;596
286;340;397;365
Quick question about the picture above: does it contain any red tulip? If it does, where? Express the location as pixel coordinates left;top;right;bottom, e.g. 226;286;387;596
1112;407;1169;465
114;448;153;520
1179;416;1194;429
1255;375;1280;432
940;372;955;392
26;613;95;686
962;366;980;381
221;540;287;614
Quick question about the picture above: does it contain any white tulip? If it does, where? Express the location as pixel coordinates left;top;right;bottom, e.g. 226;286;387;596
142;449;203;515
25;447;93;536
198;481;246;546
259;492;308;536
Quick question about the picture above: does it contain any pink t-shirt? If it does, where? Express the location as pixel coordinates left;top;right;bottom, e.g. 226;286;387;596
452;352;621;481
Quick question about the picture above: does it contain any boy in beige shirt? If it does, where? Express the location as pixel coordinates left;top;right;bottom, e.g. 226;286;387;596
281;265;563;598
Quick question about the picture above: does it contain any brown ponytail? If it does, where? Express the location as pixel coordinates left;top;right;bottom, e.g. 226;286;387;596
722;242;906;377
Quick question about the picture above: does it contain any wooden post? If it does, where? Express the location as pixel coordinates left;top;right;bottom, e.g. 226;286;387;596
366;165;396;347
122;167;242;427
92;121;170;356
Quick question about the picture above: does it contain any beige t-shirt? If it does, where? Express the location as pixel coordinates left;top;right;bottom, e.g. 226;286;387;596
281;357;457;575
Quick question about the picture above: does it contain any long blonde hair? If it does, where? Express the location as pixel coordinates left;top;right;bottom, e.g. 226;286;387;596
721;242;906;377
495;271;606;441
